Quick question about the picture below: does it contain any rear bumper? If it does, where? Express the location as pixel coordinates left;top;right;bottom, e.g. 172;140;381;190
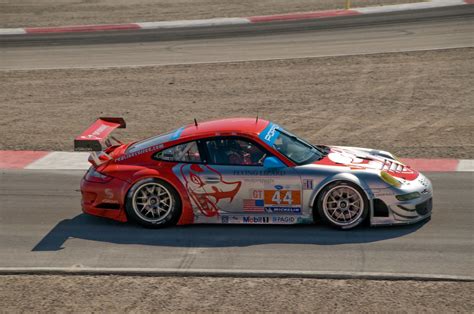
80;176;129;222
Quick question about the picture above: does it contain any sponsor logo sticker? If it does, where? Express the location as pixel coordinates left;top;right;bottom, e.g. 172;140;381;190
302;179;313;190
272;216;296;223
265;206;301;213
243;216;270;224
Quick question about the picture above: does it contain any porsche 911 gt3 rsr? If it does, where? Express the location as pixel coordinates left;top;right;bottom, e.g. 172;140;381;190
74;117;433;230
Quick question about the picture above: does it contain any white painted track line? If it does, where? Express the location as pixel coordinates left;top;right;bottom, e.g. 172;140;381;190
356;0;466;14
25;152;90;170
457;159;474;172
137;18;250;30
0;28;26;35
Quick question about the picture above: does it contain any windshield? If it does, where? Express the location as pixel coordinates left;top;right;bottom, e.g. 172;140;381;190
260;123;324;164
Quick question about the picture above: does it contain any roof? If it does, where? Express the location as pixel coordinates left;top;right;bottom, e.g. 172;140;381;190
125;118;271;154
179;117;270;139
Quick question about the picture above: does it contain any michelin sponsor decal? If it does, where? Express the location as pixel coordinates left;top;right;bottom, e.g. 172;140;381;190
265;206;301;213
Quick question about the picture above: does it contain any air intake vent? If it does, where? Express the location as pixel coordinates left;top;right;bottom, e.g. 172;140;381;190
416;198;433;215
373;199;389;217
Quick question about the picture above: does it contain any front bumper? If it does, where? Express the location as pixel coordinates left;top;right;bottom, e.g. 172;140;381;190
370;173;433;226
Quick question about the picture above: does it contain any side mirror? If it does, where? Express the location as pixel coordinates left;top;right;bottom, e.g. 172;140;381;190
263;156;285;169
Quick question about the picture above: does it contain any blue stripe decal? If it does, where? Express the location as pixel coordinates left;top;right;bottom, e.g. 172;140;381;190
259;122;280;146
170;127;185;140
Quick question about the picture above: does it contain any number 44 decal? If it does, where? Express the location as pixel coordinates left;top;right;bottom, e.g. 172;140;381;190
272;190;293;205
265;190;301;206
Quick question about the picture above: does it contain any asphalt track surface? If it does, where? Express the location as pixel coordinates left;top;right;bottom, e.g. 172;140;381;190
0;170;472;279
1;6;473;70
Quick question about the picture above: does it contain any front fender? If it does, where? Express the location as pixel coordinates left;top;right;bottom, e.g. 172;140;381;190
308;172;372;209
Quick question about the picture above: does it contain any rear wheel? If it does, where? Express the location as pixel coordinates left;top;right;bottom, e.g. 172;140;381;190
316;181;368;230
125;178;181;228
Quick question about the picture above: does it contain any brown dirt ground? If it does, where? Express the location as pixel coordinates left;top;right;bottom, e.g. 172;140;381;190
0;0;423;28
0;275;472;312
1;48;473;158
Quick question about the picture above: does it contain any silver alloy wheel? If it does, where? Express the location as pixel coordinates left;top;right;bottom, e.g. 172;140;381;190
322;185;364;227
132;182;174;223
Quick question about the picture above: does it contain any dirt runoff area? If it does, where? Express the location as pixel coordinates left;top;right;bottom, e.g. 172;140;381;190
1;48;473;158
0;0;423;28
0;275;472;312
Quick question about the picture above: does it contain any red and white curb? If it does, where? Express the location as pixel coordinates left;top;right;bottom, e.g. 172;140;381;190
0;151;472;171
0;0;471;36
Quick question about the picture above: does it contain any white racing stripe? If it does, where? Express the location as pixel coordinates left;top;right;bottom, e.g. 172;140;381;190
25;152;90;170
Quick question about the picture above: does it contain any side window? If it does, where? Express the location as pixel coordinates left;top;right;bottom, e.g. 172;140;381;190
205;138;267;166
155;141;201;163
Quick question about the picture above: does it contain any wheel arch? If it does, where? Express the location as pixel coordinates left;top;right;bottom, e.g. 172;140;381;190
309;173;372;216
125;170;183;202
123;173;187;223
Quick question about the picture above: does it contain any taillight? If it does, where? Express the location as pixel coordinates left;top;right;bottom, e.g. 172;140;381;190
84;167;113;183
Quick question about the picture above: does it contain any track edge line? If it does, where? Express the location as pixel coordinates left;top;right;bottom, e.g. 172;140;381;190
0;267;472;282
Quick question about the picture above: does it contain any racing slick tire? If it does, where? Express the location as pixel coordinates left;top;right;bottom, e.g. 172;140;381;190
316;181;369;230
125;178;182;228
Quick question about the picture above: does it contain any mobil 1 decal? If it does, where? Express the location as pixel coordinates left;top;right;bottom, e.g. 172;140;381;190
263;184;301;214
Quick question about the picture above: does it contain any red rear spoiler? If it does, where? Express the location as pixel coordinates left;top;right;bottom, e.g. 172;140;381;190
74;117;126;152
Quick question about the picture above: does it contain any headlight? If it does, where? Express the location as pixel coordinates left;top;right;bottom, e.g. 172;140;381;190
396;192;421;201
380;171;401;188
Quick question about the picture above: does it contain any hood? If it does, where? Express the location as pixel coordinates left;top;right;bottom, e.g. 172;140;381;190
314;146;419;181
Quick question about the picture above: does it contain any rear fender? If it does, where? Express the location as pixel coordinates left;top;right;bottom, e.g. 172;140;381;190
124;167;194;225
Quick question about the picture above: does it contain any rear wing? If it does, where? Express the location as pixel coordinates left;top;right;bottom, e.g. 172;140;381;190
74;117;126;152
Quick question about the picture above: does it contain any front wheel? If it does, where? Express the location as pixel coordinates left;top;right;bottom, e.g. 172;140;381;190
125;178;182;228
316;181;368;230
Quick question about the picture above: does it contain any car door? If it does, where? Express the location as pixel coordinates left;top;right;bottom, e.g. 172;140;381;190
199;136;303;220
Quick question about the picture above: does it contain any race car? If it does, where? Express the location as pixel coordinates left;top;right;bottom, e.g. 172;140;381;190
74;117;433;230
